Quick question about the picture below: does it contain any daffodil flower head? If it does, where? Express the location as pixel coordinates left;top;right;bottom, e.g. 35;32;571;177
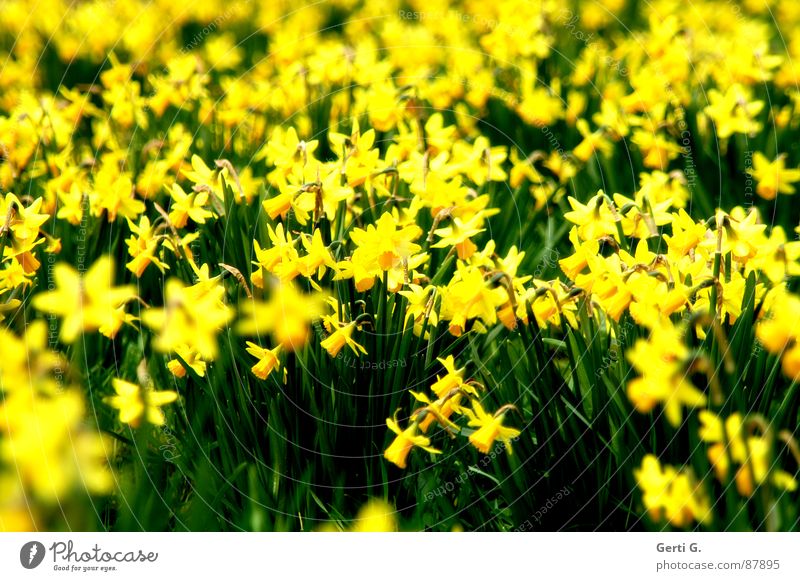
634;454;712;527
319;319;367;358
104;378;178;428
463;401;521;455
430;355;466;397
245;341;282;379
383;413;440;469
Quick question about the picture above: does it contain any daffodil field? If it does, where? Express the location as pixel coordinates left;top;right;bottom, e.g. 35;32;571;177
2;0;800;533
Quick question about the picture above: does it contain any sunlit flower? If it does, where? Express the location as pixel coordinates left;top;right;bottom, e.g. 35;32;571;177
634;455;712;527
31;256;135;342
748;152;800;200
245;342;282;379
383;415;440;469
104;378;178;428
462;400;520;454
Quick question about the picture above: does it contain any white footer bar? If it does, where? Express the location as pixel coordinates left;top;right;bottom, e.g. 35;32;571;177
1;532;797;580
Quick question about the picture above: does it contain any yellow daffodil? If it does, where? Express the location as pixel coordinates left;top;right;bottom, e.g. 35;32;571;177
410;390;461;433
142;274;234;360
463;400;520;454
320;320;367;358
32;256;135;342
383;416;440;469
440;261;507;336
92;171;145;222
756;290;800;381
1;388;112;500
703;84;764;140
748;152;800;200
167;344;208;378
626;319;707;427
350;211;422;272
430;355;467;398
245;342;282;379
319;499;398;532
699;411;797;496
349;499;398;532
634;455;712;527
563;191;618;241
237;280;325;351
125;215;168;277
167;183;214;228
432;214;485;260
104;378;178;428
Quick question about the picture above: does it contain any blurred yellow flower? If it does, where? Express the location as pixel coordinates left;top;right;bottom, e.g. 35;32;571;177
104;378;178;428
31;256;135;342
634;454;711;527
